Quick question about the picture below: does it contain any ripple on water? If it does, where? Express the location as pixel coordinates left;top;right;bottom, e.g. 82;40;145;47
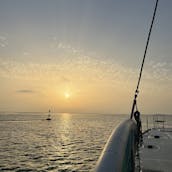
0;113;127;171
45;165;58;171
15;168;34;172
0;167;20;171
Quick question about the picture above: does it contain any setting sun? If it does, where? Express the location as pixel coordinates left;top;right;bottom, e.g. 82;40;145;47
64;92;71;99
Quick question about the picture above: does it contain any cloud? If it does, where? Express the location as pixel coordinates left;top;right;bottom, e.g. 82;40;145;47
0;56;171;87
145;60;172;81
61;76;71;83
23;52;30;56
16;89;35;93
57;42;81;54
50;38;81;54
0;36;8;48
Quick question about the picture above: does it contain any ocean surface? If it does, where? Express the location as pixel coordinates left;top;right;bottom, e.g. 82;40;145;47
0;113;171;172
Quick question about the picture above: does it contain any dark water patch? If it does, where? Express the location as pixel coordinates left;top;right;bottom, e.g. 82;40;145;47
72;161;83;165
60;154;69;158
11;141;22;145
34;145;46;149
45;165;58;170
32;155;43;160
16;168;34;172
84;158;95;162
49;158;57;162
58;168;70;172
0;166;20;171
52;157;65;161
24;153;43;160
58;161;72;165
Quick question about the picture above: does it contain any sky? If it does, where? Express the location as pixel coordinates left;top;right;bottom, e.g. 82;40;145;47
0;0;171;114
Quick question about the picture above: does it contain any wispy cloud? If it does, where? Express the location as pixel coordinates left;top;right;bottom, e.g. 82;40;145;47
0;57;132;83
23;52;30;56
16;89;35;93
0;57;171;86
57;42;81;54
50;38;82;55
61;76;71;83
144;60;172;81
0;36;8;48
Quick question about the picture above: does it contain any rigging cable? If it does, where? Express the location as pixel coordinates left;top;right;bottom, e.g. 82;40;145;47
130;0;159;119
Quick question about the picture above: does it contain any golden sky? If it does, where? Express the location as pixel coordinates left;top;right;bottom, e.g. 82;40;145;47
0;0;172;114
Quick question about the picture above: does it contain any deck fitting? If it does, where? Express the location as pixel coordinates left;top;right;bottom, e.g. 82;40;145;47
147;145;154;149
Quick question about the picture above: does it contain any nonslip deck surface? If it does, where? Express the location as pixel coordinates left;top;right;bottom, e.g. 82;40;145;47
139;128;172;172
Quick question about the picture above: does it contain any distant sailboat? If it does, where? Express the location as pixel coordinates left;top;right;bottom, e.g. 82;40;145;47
46;110;51;120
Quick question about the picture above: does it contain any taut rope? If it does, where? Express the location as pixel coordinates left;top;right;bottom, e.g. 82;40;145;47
130;0;159;119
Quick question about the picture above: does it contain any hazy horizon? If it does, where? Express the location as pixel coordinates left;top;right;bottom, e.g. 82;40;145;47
0;0;172;114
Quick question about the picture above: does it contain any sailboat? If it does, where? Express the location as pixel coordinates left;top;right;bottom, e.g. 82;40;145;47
95;0;172;171
46;109;51;120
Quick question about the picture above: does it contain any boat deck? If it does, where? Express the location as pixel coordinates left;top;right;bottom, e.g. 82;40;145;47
139;128;172;172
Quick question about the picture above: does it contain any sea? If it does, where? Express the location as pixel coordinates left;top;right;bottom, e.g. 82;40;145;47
0;112;171;172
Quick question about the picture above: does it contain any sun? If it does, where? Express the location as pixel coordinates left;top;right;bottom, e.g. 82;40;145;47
64;92;71;99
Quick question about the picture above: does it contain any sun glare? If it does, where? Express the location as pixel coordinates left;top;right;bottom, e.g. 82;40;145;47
64;92;70;99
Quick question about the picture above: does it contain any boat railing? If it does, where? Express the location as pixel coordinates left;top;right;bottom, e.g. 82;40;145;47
95;119;138;172
153;114;166;129
142;114;171;131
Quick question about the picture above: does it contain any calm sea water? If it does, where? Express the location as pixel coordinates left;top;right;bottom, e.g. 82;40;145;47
0;113;171;172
